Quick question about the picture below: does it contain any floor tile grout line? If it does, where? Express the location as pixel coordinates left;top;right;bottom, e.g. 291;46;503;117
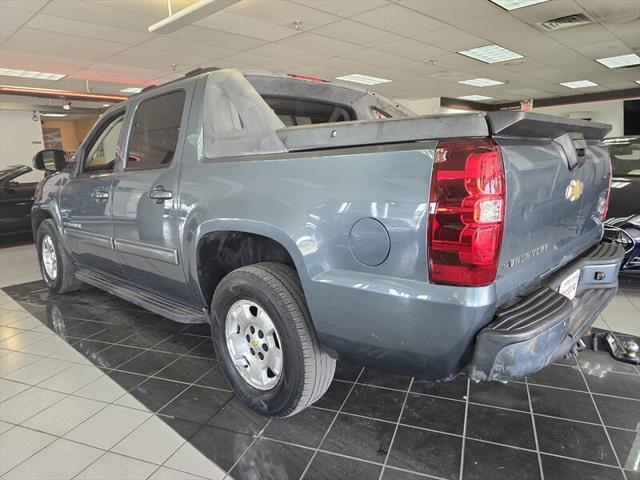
576;356;628;480
221;417;275;479
525;377;545;480
298;366;366;480
458;378;470;480
377;376;414;480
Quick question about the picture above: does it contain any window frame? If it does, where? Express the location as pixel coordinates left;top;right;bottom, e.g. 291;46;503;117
122;88;187;173
77;109;126;176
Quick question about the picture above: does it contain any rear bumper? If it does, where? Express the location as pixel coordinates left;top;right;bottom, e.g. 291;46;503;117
468;241;625;382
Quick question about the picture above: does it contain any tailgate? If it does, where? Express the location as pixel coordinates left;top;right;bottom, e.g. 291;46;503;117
487;111;612;303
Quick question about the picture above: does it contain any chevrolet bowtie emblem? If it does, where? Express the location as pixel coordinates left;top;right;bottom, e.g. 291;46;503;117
565;179;584;202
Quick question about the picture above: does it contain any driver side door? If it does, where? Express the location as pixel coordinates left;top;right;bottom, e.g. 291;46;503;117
59;110;126;278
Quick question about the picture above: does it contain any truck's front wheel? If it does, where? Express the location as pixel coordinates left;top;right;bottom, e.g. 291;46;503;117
36;219;83;294
210;262;335;417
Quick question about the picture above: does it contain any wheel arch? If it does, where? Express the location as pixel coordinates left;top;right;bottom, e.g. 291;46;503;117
192;219;311;308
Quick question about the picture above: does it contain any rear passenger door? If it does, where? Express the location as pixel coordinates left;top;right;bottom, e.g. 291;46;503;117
111;87;193;304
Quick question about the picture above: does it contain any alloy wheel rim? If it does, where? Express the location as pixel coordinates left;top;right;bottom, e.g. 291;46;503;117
225;299;283;391
41;234;58;280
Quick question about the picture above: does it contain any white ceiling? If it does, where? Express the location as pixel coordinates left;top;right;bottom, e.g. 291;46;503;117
0;0;638;103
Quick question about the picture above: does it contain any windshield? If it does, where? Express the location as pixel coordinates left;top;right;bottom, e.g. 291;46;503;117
608;141;640;176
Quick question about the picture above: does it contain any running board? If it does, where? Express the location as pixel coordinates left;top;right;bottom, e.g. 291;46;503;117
75;269;209;324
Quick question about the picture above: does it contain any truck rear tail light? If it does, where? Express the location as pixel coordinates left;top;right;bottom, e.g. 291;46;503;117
428;138;505;286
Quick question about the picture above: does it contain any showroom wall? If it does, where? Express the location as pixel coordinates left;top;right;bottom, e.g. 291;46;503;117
399;97;637;138
0;110;45;182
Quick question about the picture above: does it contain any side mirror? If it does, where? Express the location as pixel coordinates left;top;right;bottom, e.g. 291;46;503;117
33;149;67;172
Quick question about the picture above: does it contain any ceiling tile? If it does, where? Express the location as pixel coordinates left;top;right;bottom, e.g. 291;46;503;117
291;0;389;18
246;43;331;63
1;39;107;62
9;28;129;55
340;48;414;68
352;4;448;37
458;13;540;43
25;13;153;44
227;0;340;29
414;27;487;53
195;11;298;41
0;51;94;73
376;38;448;61
166;26;265;52
547;23;618;49
276;32;362;55
606;17;640;50
577;0;640;21
0;6;34;28
140;36;233;60
399;0;499;25
0;0;49;12
311;19;402;47
218;52;302;72
88;0;196;17
41;0;160;33
509;0;583;24
574;40;633;60
106;47;210;72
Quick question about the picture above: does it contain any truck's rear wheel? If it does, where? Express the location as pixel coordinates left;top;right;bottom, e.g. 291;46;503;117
36;219;82;294
210;262;335;417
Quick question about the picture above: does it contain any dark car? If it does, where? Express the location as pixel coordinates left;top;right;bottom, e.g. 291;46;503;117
0;165;38;237
603;137;640;273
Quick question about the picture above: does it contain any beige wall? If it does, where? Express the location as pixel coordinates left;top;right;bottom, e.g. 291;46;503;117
0;110;45;182
41;115;99;152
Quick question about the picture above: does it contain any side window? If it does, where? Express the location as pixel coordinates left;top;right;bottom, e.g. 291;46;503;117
84;116;124;172
126;91;186;171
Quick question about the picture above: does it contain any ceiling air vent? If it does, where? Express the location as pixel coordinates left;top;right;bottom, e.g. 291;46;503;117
538;13;592;32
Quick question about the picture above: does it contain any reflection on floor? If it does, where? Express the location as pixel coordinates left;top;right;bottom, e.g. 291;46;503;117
1;279;639;480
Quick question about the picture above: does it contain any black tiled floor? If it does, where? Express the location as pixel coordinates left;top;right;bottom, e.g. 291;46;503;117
387;426;461;480
529;384;600;423
541;454;625;480
465;404;535;449
304;452;381;480
320;413;395;463
262;407;335;448
463;439;541;480
535;415;618;466
594;394;640;430
401;393;465;435
342;384;405;422
3;279;638;480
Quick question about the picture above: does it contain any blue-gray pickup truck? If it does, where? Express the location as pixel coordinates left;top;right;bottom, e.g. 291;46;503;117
31;68;623;417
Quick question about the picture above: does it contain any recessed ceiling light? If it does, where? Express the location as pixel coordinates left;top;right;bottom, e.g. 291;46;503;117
560;80;598;89
102;103;111;107
595;53;640;69
458;95;494;101
120;87;143;93
636;80;640;85
0;68;65;81
457;44;524;64
334;74;391;85
458;78;504;87
40;113;67;117
489;0;550;11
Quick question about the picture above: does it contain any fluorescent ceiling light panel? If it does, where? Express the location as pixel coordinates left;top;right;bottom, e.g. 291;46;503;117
0;68;65;80
636;80;640;85
489;0;549;11
458;95;494;101
458;78;504;87
148;0;241;33
458;44;524;64
120;87;143;93
334;74;391;85
595;53;640;69
560;80;598;89
40;113;67;117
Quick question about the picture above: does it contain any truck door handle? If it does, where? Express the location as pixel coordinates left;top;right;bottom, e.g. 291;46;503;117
91;189;109;200
148;186;172;204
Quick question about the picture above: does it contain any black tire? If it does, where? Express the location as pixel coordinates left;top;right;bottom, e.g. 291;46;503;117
210;262;336;417
36;219;83;294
